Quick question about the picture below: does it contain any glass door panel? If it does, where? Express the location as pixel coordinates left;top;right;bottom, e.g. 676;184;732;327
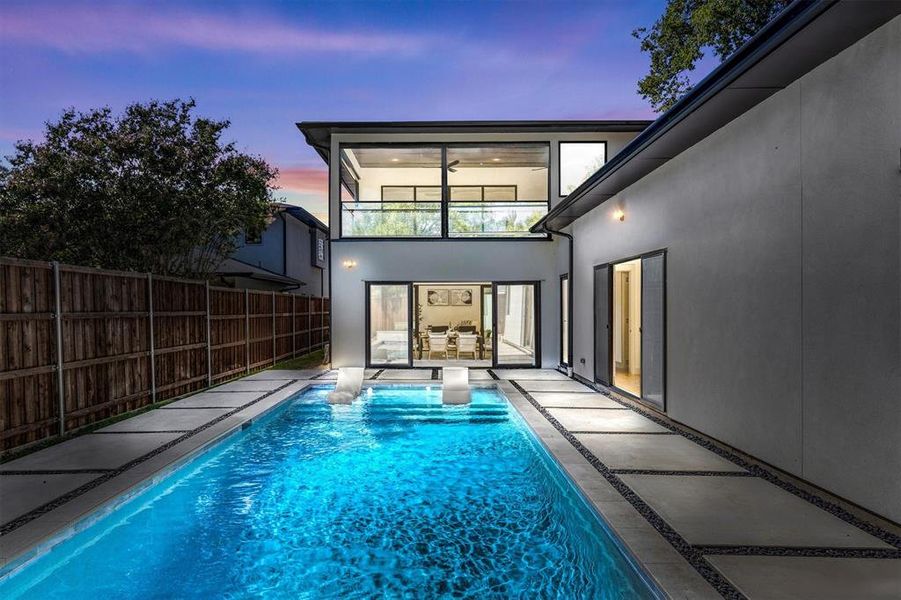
367;283;411;366
494;283;539;366
594;265;611;385
641;253;665;410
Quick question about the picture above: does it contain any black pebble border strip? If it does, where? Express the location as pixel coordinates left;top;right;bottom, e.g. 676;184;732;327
508;380;746;600
372;369;385;379
91;430;192;434
567;430;678;435
1;469;113;476
696;545;901;559
0;380;299;536
487;370;500;380
570;373;901;550
610;469;753;477
431;369;440;380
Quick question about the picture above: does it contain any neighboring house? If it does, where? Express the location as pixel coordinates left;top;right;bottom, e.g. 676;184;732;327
300;3;901;524
216;203;329;296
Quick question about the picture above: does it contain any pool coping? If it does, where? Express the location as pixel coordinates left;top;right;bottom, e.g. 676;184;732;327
494;379;713;599
2;376;696;599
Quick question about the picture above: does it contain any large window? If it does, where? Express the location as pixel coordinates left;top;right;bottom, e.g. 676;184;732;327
339;143;549;238
367;283;411;366
559;142;606;196
447;144;548;238
340;146;442;238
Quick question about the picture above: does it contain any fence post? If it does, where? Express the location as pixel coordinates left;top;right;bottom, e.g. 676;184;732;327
147;273;156;403
307;294;313;353
52;261;65;436
245;288;250;374
205;281;212;386
271;291;276;366
291;294;296;358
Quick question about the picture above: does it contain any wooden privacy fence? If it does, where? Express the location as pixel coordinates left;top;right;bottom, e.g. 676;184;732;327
0;257;330;453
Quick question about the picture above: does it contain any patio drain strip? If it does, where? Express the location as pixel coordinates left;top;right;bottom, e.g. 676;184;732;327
1;379;300;536
567;374;901;550
509;380;745;599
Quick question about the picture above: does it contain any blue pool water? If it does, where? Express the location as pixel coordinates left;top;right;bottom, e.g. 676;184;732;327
1;385;657;599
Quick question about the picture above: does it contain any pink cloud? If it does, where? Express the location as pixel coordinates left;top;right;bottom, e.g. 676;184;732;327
276;166;328;195
0;4;433;57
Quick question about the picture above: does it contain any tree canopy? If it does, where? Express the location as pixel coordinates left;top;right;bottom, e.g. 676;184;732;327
633;0;791;112
0;98;275;277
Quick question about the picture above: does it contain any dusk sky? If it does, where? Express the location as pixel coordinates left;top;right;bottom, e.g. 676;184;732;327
0;0;709;223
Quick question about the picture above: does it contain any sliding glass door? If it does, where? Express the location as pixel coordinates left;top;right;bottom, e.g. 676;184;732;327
493;282;540;367
641;253;665;410
366;283;412;367
593;265;611;385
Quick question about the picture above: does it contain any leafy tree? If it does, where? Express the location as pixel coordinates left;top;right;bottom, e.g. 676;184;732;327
633;0;791;112
0;99;275;277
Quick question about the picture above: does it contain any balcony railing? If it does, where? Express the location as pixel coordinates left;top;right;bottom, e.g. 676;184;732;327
341;202;441;238
340;201;548;238
448;201;547;237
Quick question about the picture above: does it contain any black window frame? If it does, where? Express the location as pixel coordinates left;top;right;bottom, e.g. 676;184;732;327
337;142;551;241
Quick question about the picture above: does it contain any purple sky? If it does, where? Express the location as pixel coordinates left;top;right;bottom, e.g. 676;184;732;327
0;0;693;222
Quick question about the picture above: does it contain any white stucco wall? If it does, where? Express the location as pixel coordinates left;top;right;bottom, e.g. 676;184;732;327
569;16;901;521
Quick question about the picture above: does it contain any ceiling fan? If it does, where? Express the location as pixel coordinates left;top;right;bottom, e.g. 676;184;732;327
447;159;460;173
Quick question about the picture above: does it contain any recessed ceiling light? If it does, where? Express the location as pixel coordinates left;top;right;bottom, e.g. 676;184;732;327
391;158;400;162
492;158;501;162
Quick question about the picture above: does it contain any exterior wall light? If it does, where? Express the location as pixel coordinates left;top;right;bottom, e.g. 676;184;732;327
342;259;357;269
613;209;625;222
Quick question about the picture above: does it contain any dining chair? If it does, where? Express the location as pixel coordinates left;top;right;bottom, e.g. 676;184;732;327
455;334;478;360
428;334;448;359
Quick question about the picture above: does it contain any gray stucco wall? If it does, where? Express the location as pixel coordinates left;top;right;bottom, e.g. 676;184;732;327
569;16;900;521
330;240;559;368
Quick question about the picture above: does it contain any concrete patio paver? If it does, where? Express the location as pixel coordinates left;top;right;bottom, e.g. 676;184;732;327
530;391;623;409
0;432;183;472
160;392;264;409
491;368;570;380
547;407;670;433
316;369;380;380
212;379;288;392
98;408;231;433
242;369;325;380
377;369;435;380
467;370;495;381
620;475;892;548
707;555;901;600
515;379;596;393
576;433;746;472
0;474;100;524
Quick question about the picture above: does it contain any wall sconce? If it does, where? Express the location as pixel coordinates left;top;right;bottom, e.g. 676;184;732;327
342;259;357;269
613;209;625;222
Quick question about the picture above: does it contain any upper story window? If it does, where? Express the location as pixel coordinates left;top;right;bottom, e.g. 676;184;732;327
338;143;549;239
559;142;606;196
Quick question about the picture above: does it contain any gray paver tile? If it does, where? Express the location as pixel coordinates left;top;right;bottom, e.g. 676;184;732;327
161;392;263;408
377;369;435;380
0;474;99;524
516;379;595;393
620;475;891;548
98;408;231;433
644;561;721;600
213;379;287;392
492;369;569;380
531;391;622;409
242;369;323;380
708;555;901;600
547;408;669;433
0;433;182;472
576;433;745;472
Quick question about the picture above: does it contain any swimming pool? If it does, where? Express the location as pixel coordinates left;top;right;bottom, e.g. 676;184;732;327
1;385;658;598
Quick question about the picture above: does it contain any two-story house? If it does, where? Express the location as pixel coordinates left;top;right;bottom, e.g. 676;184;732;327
216;202;330;297
298;121;650;369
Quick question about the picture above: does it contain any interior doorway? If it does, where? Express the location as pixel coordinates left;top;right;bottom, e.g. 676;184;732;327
413;282;492;368
613;259;641;396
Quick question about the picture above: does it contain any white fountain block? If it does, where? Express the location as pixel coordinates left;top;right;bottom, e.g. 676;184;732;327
442;367;471;405
328;367;364;404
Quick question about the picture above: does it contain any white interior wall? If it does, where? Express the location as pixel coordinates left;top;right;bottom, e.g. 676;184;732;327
417;284;483;329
